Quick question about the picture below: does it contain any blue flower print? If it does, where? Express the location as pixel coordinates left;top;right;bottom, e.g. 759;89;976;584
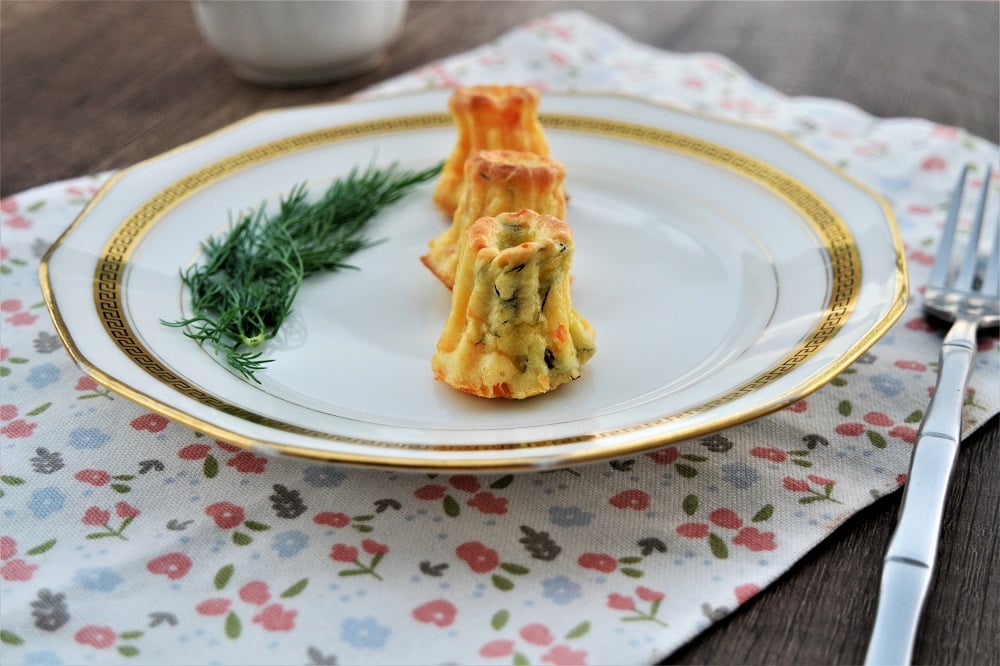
75;567;123;592
68;427;109;450
720;462;758;489
541;575;582;604
271;530;309;558
22;650;63;666
25;364;61;389
341;616;390;649
303;466;346;488
870;374;904;397
27;486;66;519
548;505;593;527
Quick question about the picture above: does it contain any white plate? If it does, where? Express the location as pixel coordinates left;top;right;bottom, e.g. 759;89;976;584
41;91;907;472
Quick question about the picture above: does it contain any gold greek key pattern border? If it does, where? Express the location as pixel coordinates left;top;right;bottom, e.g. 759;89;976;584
93;112;860;453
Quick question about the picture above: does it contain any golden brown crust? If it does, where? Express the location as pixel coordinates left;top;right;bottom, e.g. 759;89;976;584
423;150;566;289
431;210;595;399
432;85;550;217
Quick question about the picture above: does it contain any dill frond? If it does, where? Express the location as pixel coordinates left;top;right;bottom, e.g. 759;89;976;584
162;160;442;383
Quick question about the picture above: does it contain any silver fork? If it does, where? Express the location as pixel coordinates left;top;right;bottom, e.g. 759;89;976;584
864;164;999;665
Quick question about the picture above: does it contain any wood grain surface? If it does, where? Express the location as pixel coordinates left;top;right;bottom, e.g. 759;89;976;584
2;2;997;664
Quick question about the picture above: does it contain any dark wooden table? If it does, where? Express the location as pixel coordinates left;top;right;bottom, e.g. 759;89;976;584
2;2;997;664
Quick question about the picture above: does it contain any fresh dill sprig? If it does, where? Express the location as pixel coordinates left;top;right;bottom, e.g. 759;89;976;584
163;160;442;383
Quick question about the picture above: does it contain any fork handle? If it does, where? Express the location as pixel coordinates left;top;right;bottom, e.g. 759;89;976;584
864;318;978;666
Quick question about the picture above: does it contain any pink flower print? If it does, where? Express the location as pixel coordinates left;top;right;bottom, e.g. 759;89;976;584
205;501;245;529
520;623;554;646
0;536;15;560
130;413;168;432
921;155;947;171
0;405;15;421
782;477;810;493
449;474;480;493
750;447;787;463
645;447;679;465
239;581;271;605
732;527;777;552
146;552;192;579
226;451;267;473
0;197;16;214
75;469;111;486
330;544;359;563
361;539;389;555
541;645;588;665
196;598;233;616
577;552;617;573
467;491;508;515
178;444;211;460
1;299;22;313
676;523;709;538
75;377;98;391
82;506;111;526
252;603;297;631
480;639;516;658
708;509;743;530
4;302;38;325
115;501;140;518
0;410;37;438
412;599;457;627
313;512;351;528
609;489;650;511
456;542;500;573
414;484;447;500
895;359;928;371
786;400;807;413
782;475;842;504
734;583;760;604
0;558;38;581
607;593;635;611
635;586;664;602
889;425;917;444
75;625;116;649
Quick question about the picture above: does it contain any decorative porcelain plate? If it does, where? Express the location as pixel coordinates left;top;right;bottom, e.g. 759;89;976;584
40;91;907;472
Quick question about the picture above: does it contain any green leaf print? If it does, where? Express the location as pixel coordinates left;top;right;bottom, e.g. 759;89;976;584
838;400;852;416
225;611;241;639
513;652;530;666
232;532;252;546
867;430;888;449
443;495;461;517
119;631;144;640
708;533;729;559
1;629;24;645
490;610;509;631
675;464;698;478
752;504;774;522
117;645;140;657
565;621;590;639
499;563;528;576
280;578;309;598
214;564;234;590
491;574;514;591
243;521;270;532
0;475;25;486
204;455;219;478
620;568;644;578
26;402;52;416
682;494;699;516
904;410;923;424
26;539;56;555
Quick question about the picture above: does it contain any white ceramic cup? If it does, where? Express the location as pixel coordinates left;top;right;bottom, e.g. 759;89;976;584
192;0;408;87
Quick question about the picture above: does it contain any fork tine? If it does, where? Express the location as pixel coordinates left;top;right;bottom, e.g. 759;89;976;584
955;164;992;289
928;164;969;288
981;206;999;298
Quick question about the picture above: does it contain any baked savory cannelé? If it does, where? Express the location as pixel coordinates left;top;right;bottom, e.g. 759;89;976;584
432;85;550;217
422;149;567;289
432;209;595;399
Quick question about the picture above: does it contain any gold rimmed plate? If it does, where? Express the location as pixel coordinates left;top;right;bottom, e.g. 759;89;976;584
40;91;907;471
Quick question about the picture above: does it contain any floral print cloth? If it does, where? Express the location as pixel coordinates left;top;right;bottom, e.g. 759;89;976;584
2;11;998;666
